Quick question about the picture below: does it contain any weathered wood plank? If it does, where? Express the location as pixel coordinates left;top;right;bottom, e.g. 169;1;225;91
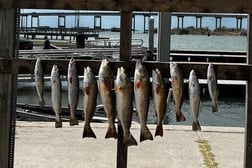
0;0;250;13
120;11;132;61
0;9;17;168
4;58;250;80
244;13;252;168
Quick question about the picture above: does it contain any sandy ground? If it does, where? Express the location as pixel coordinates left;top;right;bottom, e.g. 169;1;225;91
14;121;244;168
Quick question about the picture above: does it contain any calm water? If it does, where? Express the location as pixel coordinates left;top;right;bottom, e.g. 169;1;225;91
98;32;248;51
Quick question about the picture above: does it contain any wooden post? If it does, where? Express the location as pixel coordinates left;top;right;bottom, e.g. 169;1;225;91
157;12;171;62
245;13;252;168
0;8;18;168
148;16;154;53
116;124;128;168
120;11;132;61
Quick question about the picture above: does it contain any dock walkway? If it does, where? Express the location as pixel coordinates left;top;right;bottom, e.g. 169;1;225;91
14;121;244;168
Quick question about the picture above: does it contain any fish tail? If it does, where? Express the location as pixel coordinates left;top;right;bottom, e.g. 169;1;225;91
105;125;117;139
155;124;163;137
82;125;96;138
176;112;186;122
70;117;79;126
123;134;137;146
140;125;153;142
55;120;62;128
212;104;218;113
192;120;201;131
39;99;45;107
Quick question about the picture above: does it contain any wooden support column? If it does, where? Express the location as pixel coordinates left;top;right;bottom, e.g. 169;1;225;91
120;11;132;61
245;13;252;168
0;8;18;168
157;12;171;62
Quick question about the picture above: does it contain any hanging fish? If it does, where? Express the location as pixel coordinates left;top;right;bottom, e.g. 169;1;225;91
83;66;97;138
114;67;137;146
134;60;153;142
34;57;45;107
98;59;117;139
51;65;62;128
152;69;167;137
67;58;79;126
207;63;218;112
188;69;201;131
170;62;186;122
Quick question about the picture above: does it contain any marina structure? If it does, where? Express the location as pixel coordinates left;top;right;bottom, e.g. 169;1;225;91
19;11;248;40
1;1;252;168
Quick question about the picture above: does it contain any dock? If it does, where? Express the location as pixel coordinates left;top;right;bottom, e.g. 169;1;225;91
14;121;244;168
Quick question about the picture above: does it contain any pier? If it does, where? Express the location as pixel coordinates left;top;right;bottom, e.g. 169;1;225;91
2;1;252;168
20;11;248;39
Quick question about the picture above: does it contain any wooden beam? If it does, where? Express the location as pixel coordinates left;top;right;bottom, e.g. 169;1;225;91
0;58;248;80
0;9;17;168
245;13;252;168
120;11;132;61
0;0;250;13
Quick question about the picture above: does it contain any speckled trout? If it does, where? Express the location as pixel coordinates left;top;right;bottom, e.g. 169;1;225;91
188;69;201;131
98;59;117;139
83;66;97;138
34;57;45;107
51;65;62;128
170;62;186;122
67;58;79;126
152;69;167;137
134;60;153;142
114;67;137;146
207;63;218;112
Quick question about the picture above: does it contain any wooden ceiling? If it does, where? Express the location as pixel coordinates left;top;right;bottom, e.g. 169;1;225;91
0;0;251;13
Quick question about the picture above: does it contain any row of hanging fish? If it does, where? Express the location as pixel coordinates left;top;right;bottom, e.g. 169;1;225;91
34;58;219;146
170;62;219;131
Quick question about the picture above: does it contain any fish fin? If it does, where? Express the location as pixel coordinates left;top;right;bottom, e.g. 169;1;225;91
82;125;96;138
176;112;186;122
135;80;141;89
39;99;45;107
70;117;79;126
155;124;163;137
55;120;62;128
123;134;137;146
112;86;122;91
192;121;201;131
105;125;117;139
140;126;153;142
212;104;218;113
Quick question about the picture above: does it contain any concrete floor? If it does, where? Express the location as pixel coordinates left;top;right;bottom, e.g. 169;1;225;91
14;121;244;168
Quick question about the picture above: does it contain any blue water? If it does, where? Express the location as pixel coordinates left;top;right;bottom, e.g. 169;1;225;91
98;32;247;51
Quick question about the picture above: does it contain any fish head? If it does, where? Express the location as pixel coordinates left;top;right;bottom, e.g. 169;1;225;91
170;62;181;77
135;60;148;80
207;63;215;77
69;57;76;67
115;67;129;88
189;69;199;85
52;64;58;72
99;59;112;77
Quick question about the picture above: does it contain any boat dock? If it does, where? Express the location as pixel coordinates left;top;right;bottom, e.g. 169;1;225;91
14;121;244;168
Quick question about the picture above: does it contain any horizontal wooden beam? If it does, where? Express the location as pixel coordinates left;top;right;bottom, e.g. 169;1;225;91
1;0;251;13
1;58;250;80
